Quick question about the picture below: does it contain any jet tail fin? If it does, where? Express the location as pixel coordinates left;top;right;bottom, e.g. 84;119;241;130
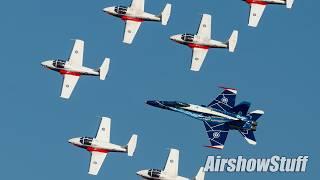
194;167;205;180
286;0;294;9
160;4;171;25
227;30;238;52
99;58;110;80
126;134;138;156
248;110;264;121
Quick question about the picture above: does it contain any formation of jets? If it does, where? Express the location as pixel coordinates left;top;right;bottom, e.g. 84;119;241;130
137;149;205;180
170;14;238;71
40;0;295;178
147;87;264;149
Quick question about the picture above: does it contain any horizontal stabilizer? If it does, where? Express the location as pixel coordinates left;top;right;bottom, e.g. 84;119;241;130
239;130;256;145
203;121;229;149
248;110;264;121
286;0;294;9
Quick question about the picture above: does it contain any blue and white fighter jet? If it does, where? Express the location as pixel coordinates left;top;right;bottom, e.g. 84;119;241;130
146;87;264;149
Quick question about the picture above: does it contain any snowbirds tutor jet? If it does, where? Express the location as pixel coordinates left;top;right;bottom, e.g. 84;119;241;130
146;87;264;149
244;0;294;27
41;39;110;99
68;117;138;175
136;149;205;180
170;14;238;72
103;0;171;44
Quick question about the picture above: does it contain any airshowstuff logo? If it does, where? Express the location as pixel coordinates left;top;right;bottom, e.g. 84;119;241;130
204;155;309;173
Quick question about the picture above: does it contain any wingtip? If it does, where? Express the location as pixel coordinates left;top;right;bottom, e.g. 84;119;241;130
204;145;224;150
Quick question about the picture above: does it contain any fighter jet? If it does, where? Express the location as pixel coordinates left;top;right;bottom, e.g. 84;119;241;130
146;87;264;149
41;39;110;99
137;149;205;180
68;117;138;175
170;14;238;72
103;0;172;44
244;0;295;27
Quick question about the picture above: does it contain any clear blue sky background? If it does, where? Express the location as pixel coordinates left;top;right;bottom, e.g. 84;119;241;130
0;0;318;179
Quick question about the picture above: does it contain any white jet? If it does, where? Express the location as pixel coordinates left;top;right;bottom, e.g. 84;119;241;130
41;39;110;99
244;0;295;27
68;117;138;176
137;149;205;180
103;0;171;44
170;14;238;72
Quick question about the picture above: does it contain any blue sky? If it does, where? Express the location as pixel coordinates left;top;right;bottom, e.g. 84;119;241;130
0;0;318;179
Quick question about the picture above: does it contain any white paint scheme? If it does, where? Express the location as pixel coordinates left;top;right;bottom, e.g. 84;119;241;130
103;0;171;44
170;14;238;71
247;0;294;27
137;149;205;180
41;39;110;99
68;117;138;176
180;104;239;121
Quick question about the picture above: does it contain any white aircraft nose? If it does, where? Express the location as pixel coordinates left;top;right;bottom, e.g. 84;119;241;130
136;170;147;176
68;138;79;144
170;35;179;41
103;7;113;14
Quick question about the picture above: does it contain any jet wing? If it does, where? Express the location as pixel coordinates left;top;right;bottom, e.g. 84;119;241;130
197;14;211;40
190;48;208;72
248;3;266;27
60;74;80;99
130;0;144;12
123;20;142;44
207;87;237;112
88;151;107;175
95;117;111;143
163;149;179;177
69;39;84;67
203;121;229;149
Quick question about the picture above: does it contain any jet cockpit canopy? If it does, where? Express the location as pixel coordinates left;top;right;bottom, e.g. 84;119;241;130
115;6;127;15
181;33;194;42
148;169;162;178
80;137;93;146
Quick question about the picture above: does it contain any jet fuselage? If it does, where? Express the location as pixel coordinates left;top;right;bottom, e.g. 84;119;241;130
146;101;257;131
41;60;99;77
170;33;227;50
68;137;127;153
104;6;161;22
137;169;188;180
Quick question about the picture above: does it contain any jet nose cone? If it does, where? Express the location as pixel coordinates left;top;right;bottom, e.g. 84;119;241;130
146;100;158;107
170;35;179;41
103;7;113;14
68;138;78;144
136;170;147;176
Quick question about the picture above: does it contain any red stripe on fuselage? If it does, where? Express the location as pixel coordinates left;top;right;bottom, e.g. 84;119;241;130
205;145;224;149
59;70;81;76
121;16;144;22
187;43;210;49
86;147;109;153
246;0;268;5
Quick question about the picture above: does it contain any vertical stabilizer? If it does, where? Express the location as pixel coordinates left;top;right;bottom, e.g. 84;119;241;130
160;4;172;25
286;0;294;9
194;167;205;180
99;58;110;80
126;134;138;156
227;30;238;52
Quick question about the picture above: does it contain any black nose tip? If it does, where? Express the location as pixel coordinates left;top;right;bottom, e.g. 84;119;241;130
146;100;160;107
